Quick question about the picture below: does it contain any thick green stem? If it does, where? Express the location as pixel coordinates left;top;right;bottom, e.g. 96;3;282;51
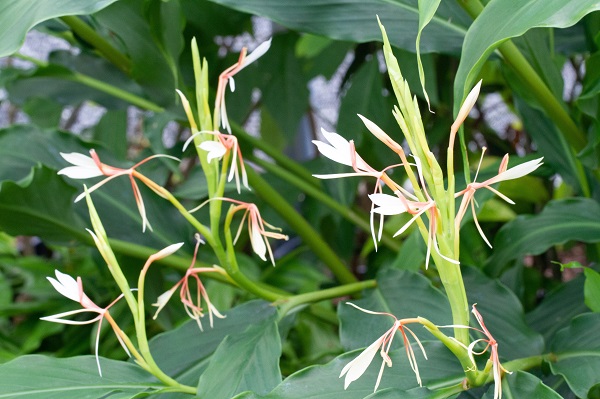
278;280;377;316
246;167;357;285
503;355;546;373
60;16;132;74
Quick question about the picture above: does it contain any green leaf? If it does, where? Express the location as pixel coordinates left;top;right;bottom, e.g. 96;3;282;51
0;0;119;58
526;274;587;343
0;125;94;183
197;317;282;397
257;342;462;398
94;0;180;106
7;51;139;110
367;386;461;399
0;355;158;398
515;98;582;194
454;0;600;104
485;198;600;276
149;300;277;386
338;57;389;145
0;166;86;244
550;313;600;398
205;0;470;54
584;268;600;312
482;371;562;399
261;32;309;143
463;267;544;359
339;269;452;349
93;110;128;159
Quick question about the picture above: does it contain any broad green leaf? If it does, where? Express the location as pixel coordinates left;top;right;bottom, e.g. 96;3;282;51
197;317;281;398
93;110;128;159
0;355;158;398
368;386;460;398
463;267;544;359
515;96;583;194
584;268;600;312
206;0;470;54
254;342;462;398
0;125;93;182
0;125;192;249
296;34;333;58
482;371;562;399
550;313;600;398
22;97;63;128
94;0;180;106
485;198;600;276
338;58;389;146
260;32;309;143
0;0;118;58
454;0;600;105
526;274;587;343
149;301;277;386
7;51;139;110
339;269;452;349
0;166;86;244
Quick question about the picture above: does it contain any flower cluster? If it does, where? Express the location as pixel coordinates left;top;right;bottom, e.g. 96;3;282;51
313;80;540;395
152;235;225;330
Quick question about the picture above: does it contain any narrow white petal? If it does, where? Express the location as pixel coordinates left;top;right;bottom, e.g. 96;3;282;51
152;286;178;319
238;38;272;71
452;80;482;132
340;338;384;389
58;166;104;179
199;141;227;163
153;242;184;259
312;137;352;166
494;157;543;182
358;114;402;151
48;270;80;302
60;152;96;167
369;193;408;215
250;227;267;261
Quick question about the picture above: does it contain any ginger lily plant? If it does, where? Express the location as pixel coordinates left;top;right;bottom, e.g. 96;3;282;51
30;19;552;399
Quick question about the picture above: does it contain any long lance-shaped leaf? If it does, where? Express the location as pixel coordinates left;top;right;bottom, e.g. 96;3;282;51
206;0;469;55
0;0;119;58
486;198;600;276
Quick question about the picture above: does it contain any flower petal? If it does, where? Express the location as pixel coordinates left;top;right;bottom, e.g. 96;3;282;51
199;141;227;163
369;193;409;215
238;38;272;72
340;337;384;389
48;270;80;302
494;157;544;182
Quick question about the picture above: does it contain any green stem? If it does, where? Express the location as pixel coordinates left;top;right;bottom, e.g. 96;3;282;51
246;167;357;285
13;53;163;113
134;256;197;392
503;354;546;373
70;73;164;112
418;317;479;384
60;16;132;74
278;280;377;316
222;209;287;302
250;156;401;252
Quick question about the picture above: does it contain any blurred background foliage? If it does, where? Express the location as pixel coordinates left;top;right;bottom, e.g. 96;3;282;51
0;0;600;397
